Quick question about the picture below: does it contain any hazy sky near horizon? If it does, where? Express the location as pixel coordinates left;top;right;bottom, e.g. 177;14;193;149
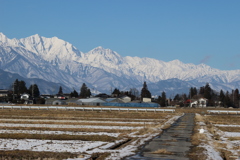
1;0;240;70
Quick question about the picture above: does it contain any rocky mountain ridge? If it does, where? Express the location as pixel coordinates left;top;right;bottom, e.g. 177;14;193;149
0;32;239;95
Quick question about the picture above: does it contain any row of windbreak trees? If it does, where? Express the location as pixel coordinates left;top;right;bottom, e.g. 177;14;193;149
173;83;240;108
12;80;92;99
12;79;40;99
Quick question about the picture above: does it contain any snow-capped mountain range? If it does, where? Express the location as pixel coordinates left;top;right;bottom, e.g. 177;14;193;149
0;32;240;96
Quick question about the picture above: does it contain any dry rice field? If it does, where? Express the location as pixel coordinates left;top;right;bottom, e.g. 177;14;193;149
0;108;181;160
189;111;240;160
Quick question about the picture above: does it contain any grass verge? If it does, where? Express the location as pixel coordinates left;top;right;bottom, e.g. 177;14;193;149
151;149;173;155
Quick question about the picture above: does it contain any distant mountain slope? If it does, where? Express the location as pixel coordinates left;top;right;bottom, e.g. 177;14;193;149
0;32;240;95
0;69;70;94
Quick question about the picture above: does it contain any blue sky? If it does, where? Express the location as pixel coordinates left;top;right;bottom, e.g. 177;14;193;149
1;0;240;70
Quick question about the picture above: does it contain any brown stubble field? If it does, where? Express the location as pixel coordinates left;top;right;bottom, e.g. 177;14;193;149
0;108;180;160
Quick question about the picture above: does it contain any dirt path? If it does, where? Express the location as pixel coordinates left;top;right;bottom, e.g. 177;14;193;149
125;113;195;160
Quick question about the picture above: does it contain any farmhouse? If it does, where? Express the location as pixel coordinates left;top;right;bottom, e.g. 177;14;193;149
0;90;9;97
190;98;208;107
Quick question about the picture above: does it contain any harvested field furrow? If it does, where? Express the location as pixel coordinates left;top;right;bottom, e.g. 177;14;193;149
0;121;147;127
0;109;180;159
0;133;117;141
0;129;120;137
0;117;163;122
0;110;170;119
0;119;157;124
0;123;143;130
0;126;133;133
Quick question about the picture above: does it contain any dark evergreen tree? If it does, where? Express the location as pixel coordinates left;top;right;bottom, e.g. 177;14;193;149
199;86;204;95
80;83;91;98
173;94;181;101
140;81;151;100
233;89;239;108
19;80;28;94
70;89;79;98
189;87;198;99
112;88;120;97
160;91;167;107
219;90;225;106
58;86;63;95
13;79;19;96
204;83;212;100
224;91;232;107
87;89;91;98
193;87;198;97
29;84;40;98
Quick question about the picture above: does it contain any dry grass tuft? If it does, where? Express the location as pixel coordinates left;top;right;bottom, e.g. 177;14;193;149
188;147;207;160
151;149;173;155
195;113;205;122
162;123;171;130
228;137;240;141
191;132;206;146
90;152;111;160
191;114;207;146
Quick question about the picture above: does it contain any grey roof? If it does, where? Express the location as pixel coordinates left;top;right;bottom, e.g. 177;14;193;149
78;98;106;103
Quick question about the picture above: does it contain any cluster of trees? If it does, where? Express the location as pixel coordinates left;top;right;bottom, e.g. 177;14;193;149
111;82;167;106
172;83;240;108
111;87;139;101
2;80;93;103
0;79;42;103
12;79;40;98
59;83;91;98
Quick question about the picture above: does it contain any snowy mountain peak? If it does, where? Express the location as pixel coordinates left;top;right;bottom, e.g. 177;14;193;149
83;46;123;67
0;32;6;38
1;32;240;95
0;32;8;43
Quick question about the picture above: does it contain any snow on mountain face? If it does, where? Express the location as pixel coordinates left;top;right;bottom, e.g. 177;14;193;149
0;32;240;95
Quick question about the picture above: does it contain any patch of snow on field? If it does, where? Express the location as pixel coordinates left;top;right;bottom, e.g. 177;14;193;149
0;139;106;152
215;124;240;127
0;129;120;137
211;124;240;158
200;143;223;160
0;123;142;130
196;114;223;159
0;114;182;160
224;132;240;137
